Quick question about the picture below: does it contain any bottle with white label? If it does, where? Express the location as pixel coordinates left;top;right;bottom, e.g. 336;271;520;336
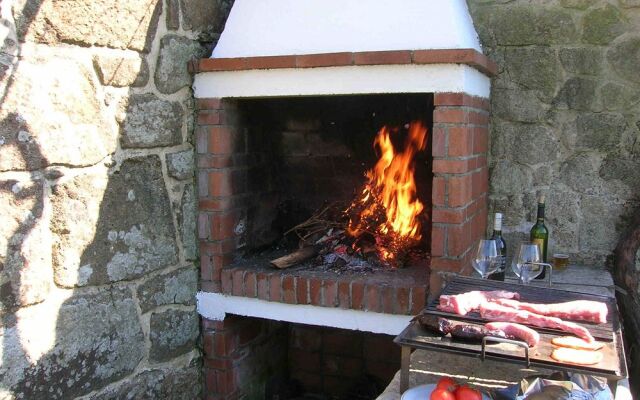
488;212;506;281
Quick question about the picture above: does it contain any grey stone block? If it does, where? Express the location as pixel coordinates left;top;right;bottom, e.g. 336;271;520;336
0;54;115;172
607;36;640;83
167;0;180;30
120;93;183;148
93;53;149;88
576;112;627;152
179;184;197;261
13;0;161;52
149;309;199;362
51;156;178;286
553;77;599;111
166;150;194;180
155;35;205;95
90;367;201;399
470;5;576;46
137;267;197;313
2;287;144;398
582;4;626;45
180;0;232;40
0;177;50;308
504;47;561;99
559;47;603;75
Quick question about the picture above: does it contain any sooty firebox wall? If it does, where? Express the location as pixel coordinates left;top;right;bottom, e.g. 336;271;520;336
236;93;434;267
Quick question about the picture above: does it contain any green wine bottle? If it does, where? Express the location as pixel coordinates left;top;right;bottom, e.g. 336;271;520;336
530;195;548;279
489;212;506;281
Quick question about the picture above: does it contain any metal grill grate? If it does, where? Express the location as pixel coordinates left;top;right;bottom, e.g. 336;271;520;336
395;276;627;380
424;276;616;340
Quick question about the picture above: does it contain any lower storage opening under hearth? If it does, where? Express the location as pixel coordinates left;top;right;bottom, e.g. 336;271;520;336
203;315;401;400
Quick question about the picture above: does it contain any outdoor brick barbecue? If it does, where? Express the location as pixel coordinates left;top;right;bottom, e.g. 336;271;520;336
193;1;496;397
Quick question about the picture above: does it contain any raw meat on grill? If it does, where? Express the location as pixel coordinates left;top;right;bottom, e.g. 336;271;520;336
551;336;604;351
479;302;595;343
489;298;608;324
448;323;504;342
418;316;507;342
438;290;520;315
414;314;451;334
551;347;603;365
417;316;538;347
484;322;540;347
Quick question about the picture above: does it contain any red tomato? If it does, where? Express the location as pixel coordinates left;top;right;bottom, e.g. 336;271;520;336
435;377;458;392
430;388;456;400
454;385;482;400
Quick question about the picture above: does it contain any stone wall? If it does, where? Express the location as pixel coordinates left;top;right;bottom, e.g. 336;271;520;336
0;0;232;398
467;1;640;393
467;0;640;267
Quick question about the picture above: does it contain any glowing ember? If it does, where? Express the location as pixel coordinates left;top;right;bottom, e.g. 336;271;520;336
346;121;428;265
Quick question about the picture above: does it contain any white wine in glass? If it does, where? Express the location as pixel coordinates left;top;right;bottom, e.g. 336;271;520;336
472;239;499;279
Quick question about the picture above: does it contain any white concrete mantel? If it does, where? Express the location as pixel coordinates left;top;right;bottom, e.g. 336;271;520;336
193;63;491;99
212;0;482;57
193;0;492;99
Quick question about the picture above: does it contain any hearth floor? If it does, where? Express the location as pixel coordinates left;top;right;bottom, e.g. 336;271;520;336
215;249;429;316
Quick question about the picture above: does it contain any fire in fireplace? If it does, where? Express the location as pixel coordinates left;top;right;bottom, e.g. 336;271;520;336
235;94;433;274
346;121;428;267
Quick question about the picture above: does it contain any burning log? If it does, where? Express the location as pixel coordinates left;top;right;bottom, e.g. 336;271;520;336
270;246;319;269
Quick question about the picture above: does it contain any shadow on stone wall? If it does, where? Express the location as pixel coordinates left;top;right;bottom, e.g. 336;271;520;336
0;0;234;398
0;121;197;397
0;111;52;395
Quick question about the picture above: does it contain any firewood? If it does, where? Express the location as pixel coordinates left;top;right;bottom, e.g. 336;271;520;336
284;202;345;242
270;246;318;269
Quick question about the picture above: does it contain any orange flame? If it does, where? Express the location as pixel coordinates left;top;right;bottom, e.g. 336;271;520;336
346;121;428;264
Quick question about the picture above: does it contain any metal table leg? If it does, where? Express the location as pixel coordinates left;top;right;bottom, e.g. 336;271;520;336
400;346;411;393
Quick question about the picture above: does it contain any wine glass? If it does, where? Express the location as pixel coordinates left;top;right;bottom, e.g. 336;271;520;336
472;239;499;279
512;243;544;284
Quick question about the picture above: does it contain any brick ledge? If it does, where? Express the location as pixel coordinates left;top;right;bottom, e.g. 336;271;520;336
190;48;498;77
203;262;428;315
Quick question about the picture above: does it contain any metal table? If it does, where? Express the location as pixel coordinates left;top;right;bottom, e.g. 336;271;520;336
379;266;628;399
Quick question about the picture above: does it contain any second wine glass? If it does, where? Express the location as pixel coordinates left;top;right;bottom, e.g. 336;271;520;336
512;243;543;284
472;239;499;279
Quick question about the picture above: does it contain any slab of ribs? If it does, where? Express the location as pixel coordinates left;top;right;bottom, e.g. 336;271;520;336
419;290;610;365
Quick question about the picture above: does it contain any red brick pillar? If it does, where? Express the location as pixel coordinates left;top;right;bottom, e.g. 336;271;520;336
202;318;238;399
430;93;489;291
196;98;246;293
202;316;287;399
